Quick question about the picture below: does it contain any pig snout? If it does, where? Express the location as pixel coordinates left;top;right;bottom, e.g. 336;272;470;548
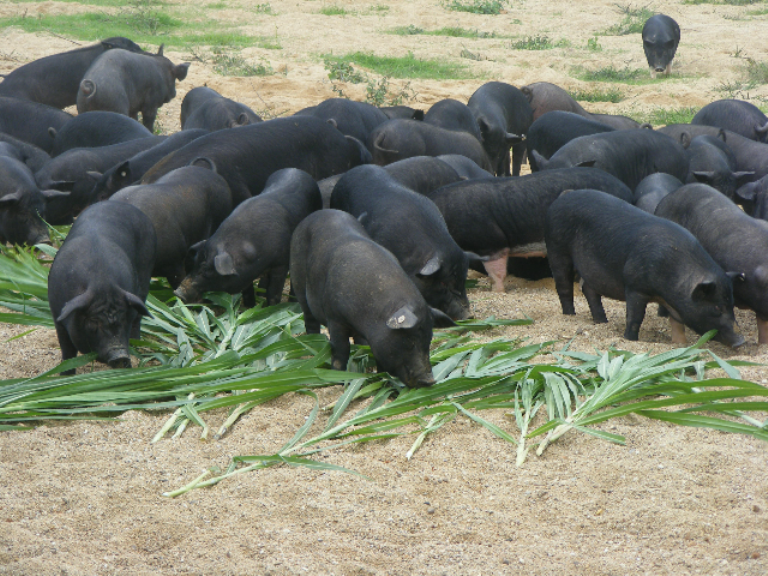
106;350;132;369
714;323;746;349
654;66;666;73
408;372;436;388
174;280;200;303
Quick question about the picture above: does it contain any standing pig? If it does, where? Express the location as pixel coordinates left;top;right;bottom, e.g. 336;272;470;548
368;119;494;172
290;209;453;386
77;46;190;131
423;99;483;142
532;129;689;191
110;165;232;288
655;183;768;344
428;167;632;293
0;157;69;245
685;134;753;199
331;165;472;321
180;87;262;131
545;189;743;347
642;14;680;78
0;37;143;109
382;156;463;196
175;168;321;307
467;81;532;176
295;98;389;151
692;99;768;143
142;116;371;206
48;201;156;373
526;111;615;172
0;97;72;154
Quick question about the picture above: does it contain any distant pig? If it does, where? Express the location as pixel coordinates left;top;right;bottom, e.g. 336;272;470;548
545;189;743;347
48;201;156;374
110;165;233;288
77;46;190;131
290;209;454;386
175;168;321;307
656;183;768;344
642;14;680;78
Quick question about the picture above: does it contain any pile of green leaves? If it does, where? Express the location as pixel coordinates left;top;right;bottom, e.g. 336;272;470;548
1;244;767;497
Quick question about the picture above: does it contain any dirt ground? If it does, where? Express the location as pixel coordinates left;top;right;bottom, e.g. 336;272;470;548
1;1;768;574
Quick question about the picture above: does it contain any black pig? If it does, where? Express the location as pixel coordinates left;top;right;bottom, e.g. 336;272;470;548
48;202;156;373
331;165;472;320
175;168;321;307
110;165;232;288
545;189;743;347
180;87;262;131
642;14;680;77
290;209;453;386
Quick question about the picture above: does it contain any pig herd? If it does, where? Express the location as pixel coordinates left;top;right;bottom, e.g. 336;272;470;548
2;28;768;387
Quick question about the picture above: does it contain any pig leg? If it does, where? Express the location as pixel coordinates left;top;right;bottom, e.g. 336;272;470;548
668;318;687;345
328;321;352;371
241;283;257;308
140;108;157;132
54;323;79;376
757;315;768;345
262;265;288;306
483;255;508;293
548;252;576;314
623;292;649;340
582;283;607;324
511;145;525;177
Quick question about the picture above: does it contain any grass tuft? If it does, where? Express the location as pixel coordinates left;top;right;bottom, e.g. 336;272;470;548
633;106;700;126
510;35;570;50
319;5;349;16
602;4;655;36
573;65;647;82
442;0;508;14
569;87;625;103
324;51;472;80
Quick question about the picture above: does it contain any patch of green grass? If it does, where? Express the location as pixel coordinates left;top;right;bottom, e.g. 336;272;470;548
324;51;472;80
634;106;700;126
602;5;655;36
319;5;349;15
571;65;689;85
510;35;570;50
207;1;227;8
211;50;274;76
254;2;273;13
389;25;499;38
586;36;602;51
746;58;768;84
323;59;417;105
368;4;390;12
0;10;256;49
569;87;625;103
442;0;508;15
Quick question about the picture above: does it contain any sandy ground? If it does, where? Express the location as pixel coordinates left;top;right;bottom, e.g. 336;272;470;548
1;1;768;574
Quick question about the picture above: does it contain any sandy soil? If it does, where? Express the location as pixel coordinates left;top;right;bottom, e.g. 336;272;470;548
1;1;768;574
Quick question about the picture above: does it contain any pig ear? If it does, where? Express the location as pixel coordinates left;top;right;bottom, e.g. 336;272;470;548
86;170;102;181
756;121;768;135
56;290;93;322
464;251;489;264
430;307;456;328
386;305;419;330
48;180;76;192
236;112;250;126
417;255;441;277
113;161;132;184
692;171;716;184
575;160;596;168
123;290;152;317
530;150;549;170
174;62;191;81
505;132;523;145
726;271;746;283
717;129;727;143
214;251;237;276
679;131;691;149
326;118;339;129
736;182;757;203
48;127;57;139
734;171;755;185
411;109;425;121
0;192;22;207
691;281;717;303
41;188;71;199
157;44;164;56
